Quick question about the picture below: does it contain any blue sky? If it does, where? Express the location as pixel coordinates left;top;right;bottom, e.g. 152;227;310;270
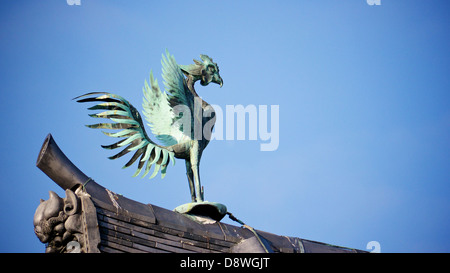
1;0;449;253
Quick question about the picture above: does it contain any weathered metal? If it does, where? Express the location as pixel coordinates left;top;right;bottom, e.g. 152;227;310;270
36;133;89;192
33;189;100;253
35;134;367;253
75;51;227;220
174;201;227;222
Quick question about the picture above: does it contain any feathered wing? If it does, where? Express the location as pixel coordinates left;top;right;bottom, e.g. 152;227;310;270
75;92;175;179
142;50;195;145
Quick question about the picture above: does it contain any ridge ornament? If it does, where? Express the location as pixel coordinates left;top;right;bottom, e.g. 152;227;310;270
76;51;226;221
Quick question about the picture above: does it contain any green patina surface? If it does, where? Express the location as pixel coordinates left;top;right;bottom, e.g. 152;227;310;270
76;51;225;219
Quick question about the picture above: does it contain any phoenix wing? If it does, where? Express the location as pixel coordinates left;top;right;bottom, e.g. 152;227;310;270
143;51;195;145
75;92;175;179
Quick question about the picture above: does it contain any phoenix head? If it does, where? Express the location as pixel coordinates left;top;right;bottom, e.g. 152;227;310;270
180;54;223;87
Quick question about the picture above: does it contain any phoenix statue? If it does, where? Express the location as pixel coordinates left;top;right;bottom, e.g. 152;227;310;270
76;51;225;219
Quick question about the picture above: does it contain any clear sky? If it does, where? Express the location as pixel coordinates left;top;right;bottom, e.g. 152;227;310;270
1;0;449;253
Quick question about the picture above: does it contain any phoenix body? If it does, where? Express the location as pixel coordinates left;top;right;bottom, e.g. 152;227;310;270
76;51;223;203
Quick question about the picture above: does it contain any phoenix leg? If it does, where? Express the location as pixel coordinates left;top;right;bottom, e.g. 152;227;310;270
190;141;204;202
185;161;196;202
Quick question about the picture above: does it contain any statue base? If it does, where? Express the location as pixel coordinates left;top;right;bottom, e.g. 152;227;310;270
174;201;227;222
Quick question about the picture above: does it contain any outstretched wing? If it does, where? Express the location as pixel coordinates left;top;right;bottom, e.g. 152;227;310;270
75;92;175;179
142;51;194;145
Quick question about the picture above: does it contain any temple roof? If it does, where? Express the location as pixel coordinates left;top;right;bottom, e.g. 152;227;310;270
35;133;366;253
